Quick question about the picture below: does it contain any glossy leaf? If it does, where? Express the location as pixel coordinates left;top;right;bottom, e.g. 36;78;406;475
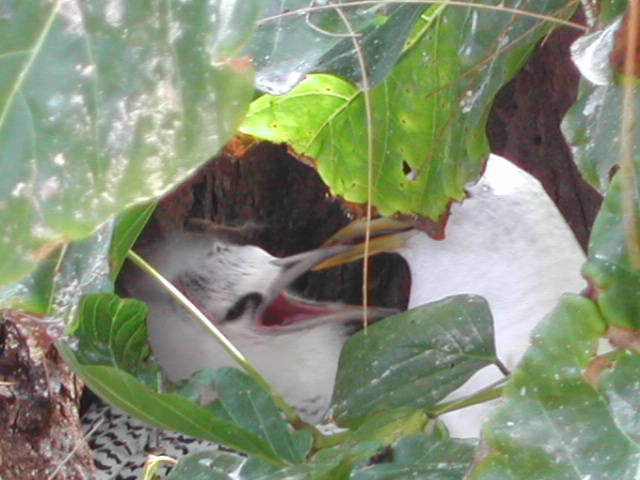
0;1;256;286
473;295;639;479
562;16;624;193
166;451;245;480
59;348;284;466
109;201;155;281
331;295;496;428
0;221;113;316
70;293;151;373
61;292;290;465
582;172;640;329
248;2;424;94
352;433;475;480
242;1;576;219
235;408;427;480
207;367;308;464
561;14;640;330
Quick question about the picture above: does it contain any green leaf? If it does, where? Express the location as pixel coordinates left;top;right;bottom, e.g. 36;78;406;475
239;454;351;480
345;408;428;453
351;433;475;480
331;295;496;428
561;80;624;193
70;293;151;373
242;1;576;219
109;201;155;281
473;295;640;479
598;352;640;444
599;0;628;23
59;347;284;466
166;451;245;480
0;1;256;286
247;2;424;93
63;292;290;465
0;221;113;315
563;15;640;326
207;367;308;464
582;172;640;329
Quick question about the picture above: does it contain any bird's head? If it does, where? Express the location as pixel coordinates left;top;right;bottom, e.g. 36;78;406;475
122;230;393;333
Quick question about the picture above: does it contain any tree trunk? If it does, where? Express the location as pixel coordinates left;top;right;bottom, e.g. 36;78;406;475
0;313;95;479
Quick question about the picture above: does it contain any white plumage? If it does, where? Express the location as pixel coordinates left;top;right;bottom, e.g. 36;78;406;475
126;235;381;424
400;155;586;437
84;154;586;477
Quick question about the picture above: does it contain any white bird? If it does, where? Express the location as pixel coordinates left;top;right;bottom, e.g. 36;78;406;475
123;232;395;424
84;154;586;477
85;232;395;479
316;155;586;437
395;155;586;437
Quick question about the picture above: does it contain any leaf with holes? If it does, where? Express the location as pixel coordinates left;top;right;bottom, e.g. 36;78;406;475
242;1;577;220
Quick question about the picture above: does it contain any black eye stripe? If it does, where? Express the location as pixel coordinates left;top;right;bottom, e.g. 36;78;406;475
224;293;263;322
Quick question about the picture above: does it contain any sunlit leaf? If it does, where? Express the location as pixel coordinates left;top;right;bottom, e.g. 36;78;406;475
242;1;576;219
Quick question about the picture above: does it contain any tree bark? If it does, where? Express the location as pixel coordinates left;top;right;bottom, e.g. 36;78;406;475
487;12;602;251
0;314;95;479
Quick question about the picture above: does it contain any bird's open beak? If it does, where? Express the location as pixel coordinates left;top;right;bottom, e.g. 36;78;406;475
258;291;398;333
313;217;414;271
269;244;352;297
256;218;412;332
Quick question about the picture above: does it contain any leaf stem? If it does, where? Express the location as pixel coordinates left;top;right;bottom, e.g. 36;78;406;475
311;429;354;449
126;250;303;425
428;380;505;416
619;0;640;269
495;358;511;376
331;2;374;333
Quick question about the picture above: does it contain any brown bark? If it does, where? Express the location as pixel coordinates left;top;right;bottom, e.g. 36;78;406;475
144;141;411;312
487;12;602;251
0;314;95;480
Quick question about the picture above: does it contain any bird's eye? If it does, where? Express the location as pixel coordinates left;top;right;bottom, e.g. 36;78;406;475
224;292;263;322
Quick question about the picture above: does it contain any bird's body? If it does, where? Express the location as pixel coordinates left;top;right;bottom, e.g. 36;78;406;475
85;235;382;479
399;156;586;436
124;234;384;424
85;155;586;477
